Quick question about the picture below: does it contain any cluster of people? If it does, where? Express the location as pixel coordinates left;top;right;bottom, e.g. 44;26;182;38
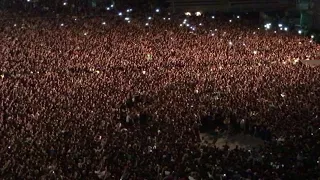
1;9;320;179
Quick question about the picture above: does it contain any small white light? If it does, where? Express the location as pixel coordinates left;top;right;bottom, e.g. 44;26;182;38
284;27;288;31
63;2;67;6
280;28;283;30
229;41;233;45
27;0;30;2
84;32;87;36
163;18;166;20
199;23;202;26
185;12;191;16
127;9;130;12
237;15;240;19
14;24;17;27
229;20;232;23
110;4;114;8
215;29;217;31
253;50;257;55
186;24;190;27
258;28;260;30
106;7;110;10
243;43;246;46
168;18;171;20
148;17;152;20
145;23;149;26
311;35;314;39
118;12;122;16
128;21;130;23
60;23;64;26
253;32;256;34
195;12;202;16
274;31;277;33
102;22;106;25
74;18;77;21
179;24;183;27
211;33;214;36
298;30;302;34
278;24;282;27
212;16;215;19
195;89;199;93
156;9;160;13
142;70;146;74
125;17;130;21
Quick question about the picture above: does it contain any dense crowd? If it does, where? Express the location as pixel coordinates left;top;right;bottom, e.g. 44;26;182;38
1;9;320;179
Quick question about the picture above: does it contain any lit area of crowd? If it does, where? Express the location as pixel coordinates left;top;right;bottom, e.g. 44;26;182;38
1;6;320;180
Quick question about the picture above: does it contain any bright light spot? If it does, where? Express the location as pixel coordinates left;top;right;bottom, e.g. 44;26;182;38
229;41;233;45
284;27;288;31
243;43;246;46
110;4;114;8
264;23;271;29
180;24;183;27
253;32;256;34
258;28;260;30
298;30;302;34
125;17;130;21
280;28;283;30
274;31;277;33
0;74;4;78
118;12;122;16
74;18;77;21
142;70;146;74
195;12;202;16
163;18;166;20
212;16;215;19
14;24;17;27
199;23;202;26
63;2;67;6
156;9;160;13
106;7;110;10
311;35;314;39
127;9;130;12
237;15;240;19
195;89;199;93
186;24;190;27
211;33;214;36
185;12;191;16
102;22;106;25
145;23;149;26
229;20;232;23
128;21;130;23
27;0;30;2
253;50;257;55
148;17;152;20
84;32;88;36
215;29;218;31
60;23;64;26
168;18;171;20
278;24;282;27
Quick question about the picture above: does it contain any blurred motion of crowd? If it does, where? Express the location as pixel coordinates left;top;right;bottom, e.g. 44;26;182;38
1;4;320;180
